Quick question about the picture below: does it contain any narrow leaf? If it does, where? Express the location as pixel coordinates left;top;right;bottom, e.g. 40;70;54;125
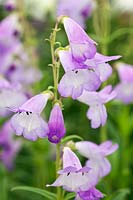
64;192;76;200
11;186;56;200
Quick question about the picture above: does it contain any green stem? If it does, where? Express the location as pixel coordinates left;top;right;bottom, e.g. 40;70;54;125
50;18;63;200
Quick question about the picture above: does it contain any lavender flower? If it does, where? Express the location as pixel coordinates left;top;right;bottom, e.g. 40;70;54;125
76;187;104;200
63;17;97;62
78;85;116;128
48;103;66;144
11;92;52;141
115;63;133;104
47;147;98;192
76;141;118;178
57;0;95;28
0;121;21;170
58;18;121;99
58;49;101;99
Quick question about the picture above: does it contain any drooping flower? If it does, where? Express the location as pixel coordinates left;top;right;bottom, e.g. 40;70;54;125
77;85;116;128
115;63;133;104
57;0;96;28
11;92;53;141
63;17;97;62
0;121;21;170
47;147;98;192
48;103;66;144
76;187;104;200
76;140;118;178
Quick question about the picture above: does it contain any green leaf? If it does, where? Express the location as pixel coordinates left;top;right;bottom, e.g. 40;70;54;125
106;188;130;200
11;186;56;200
64;192;76;200
61;135;83;144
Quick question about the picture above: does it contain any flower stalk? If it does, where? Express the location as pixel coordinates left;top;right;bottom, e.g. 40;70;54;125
49;18;63;200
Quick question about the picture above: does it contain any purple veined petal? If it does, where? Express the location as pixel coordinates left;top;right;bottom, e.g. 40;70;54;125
19;93;50;114
116;63;133;83
87;104;107;128
59;49;88;72
63;17;97;61
99;85;117;103
48;104;66;144
11;112;49;141
76;141;99;159
63;147;82;170
93;63;112;82
58;69;101;99
99;141;119;156
63;17;97;44
71;42;97;62
115;83;133;104
76;187;104;200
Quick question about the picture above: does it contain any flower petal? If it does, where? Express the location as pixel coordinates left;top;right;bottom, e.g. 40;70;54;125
11;112;49;141
99;141;119;156
94;63;112;82
58;69;101;99
87;104;107;128
59;49;88;72
19;93;50;114
63;17;97;61
63;147;82;170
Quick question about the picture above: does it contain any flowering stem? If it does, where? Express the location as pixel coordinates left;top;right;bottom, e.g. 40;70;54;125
50;18;62;200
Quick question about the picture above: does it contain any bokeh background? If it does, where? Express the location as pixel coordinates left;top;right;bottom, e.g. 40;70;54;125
0;0;132;199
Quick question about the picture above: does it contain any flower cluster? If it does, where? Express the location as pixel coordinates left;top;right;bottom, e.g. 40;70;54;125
58;17;121;128
48;142;118;200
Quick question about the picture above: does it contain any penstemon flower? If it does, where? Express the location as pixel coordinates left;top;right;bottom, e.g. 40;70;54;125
115;63;133;104
63;17;97;62
77;85;116;128
48;103;66;143
76;140;118;178
47;147;98;192
58;49;101;99
10;92;53;141
58;17;121;99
